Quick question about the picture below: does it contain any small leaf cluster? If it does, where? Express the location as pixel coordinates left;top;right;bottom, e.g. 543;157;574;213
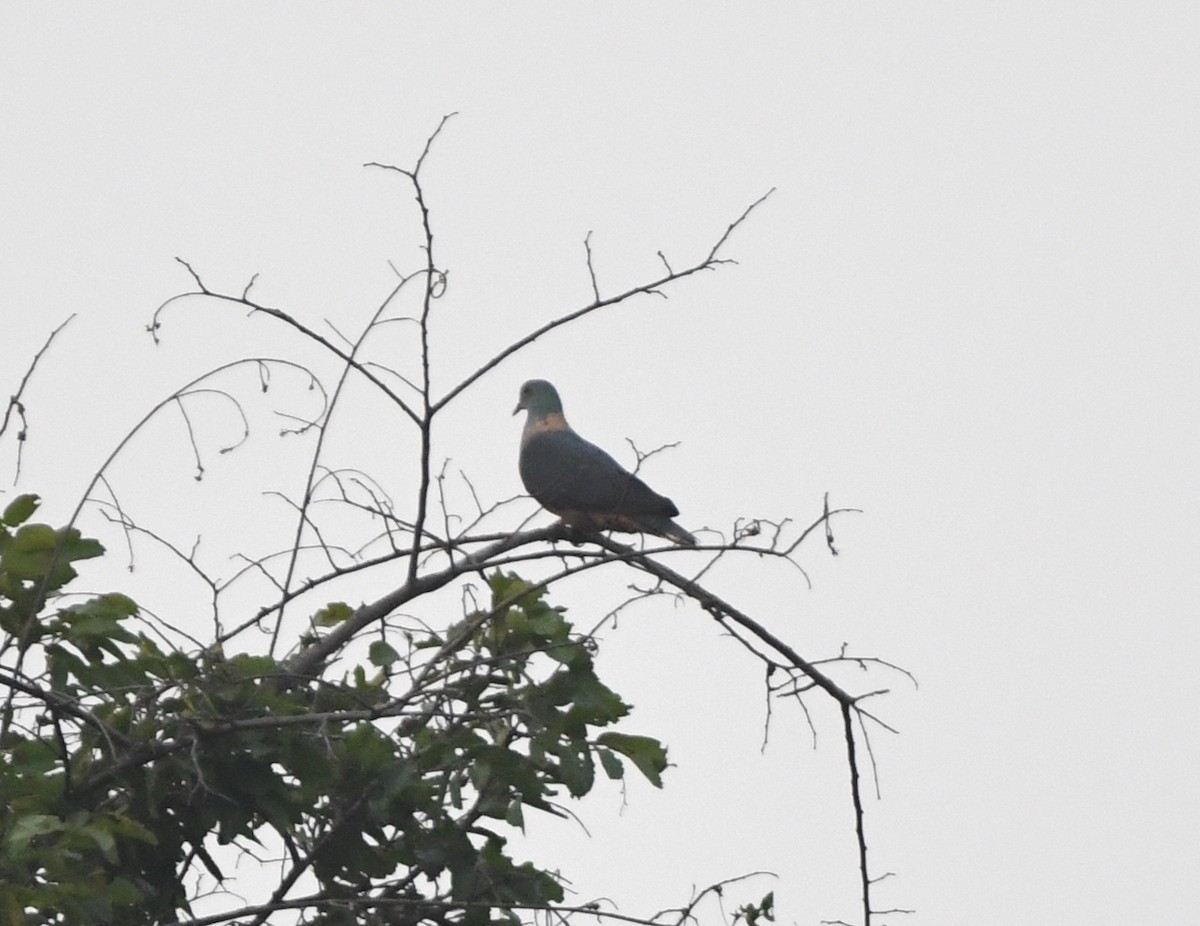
0;496;667;925
0;494;103;649
735;891;775;926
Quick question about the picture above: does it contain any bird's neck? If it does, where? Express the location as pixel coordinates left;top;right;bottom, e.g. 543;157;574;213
523;411;570;439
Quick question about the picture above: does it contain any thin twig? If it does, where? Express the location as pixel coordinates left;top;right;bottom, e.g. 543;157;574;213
1;314;75;481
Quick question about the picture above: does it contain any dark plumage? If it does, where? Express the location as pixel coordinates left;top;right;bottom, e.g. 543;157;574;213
513;379;697;546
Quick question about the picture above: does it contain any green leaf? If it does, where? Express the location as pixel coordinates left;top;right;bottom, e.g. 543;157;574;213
0;524;103;589
488;570;548;608
527;606;566;636
226;653;279;679
59;531;104;564
67;592;138;619
103;813;157;846
552;740;594;797
9;737;58;775
106;877;144;907
0;883;26;926
368;639;400;667
598;748;625;780
4;814;65;855
314;601;353;626
544;641;589;669
84;824;118;863
1;523;59;580
66;613;136;646
596;733;668;788
563;672;628;724
1;494;39;527
342;724;396;778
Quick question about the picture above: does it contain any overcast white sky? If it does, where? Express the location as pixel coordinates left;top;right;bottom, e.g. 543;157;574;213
2;4;1198;925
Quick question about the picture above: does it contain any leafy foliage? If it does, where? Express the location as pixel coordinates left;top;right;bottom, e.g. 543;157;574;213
0;499;666;925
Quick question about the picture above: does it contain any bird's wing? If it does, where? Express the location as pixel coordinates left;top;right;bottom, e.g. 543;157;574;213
520;429;679;518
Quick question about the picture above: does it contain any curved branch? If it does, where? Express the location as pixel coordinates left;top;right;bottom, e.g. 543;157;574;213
432;190;774;414
150;269;421;426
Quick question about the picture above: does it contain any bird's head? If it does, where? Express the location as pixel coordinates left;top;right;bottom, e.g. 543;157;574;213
513;379;564;418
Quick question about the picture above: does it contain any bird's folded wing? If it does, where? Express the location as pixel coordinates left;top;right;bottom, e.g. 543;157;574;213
520;430;679;517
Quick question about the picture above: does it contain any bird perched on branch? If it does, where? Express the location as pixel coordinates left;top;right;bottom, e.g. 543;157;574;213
514;379;697;546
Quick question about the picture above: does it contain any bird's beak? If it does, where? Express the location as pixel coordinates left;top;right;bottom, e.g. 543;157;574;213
512;401;525;416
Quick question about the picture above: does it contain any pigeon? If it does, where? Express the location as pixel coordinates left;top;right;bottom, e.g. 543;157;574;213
514;379;696;546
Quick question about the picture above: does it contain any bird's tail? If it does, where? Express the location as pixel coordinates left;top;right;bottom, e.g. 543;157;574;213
660;519;697;547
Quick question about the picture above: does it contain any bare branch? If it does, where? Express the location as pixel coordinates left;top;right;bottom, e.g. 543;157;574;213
432;191;774;414
1;314;75;481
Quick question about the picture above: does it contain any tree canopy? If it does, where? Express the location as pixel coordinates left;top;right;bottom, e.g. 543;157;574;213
0;119;906;926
